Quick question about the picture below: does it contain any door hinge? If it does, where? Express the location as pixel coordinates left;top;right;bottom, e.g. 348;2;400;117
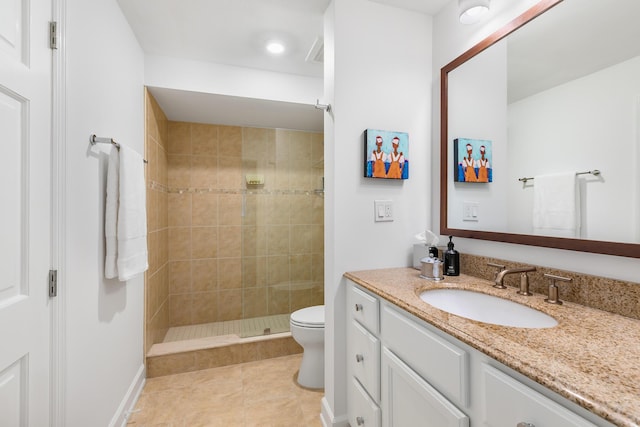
49;21;57;50
49;270;58;297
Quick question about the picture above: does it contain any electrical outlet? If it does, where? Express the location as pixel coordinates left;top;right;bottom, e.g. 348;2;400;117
374;200;394;222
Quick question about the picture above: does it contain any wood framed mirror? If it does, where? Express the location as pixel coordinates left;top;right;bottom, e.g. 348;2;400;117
440;0;640;258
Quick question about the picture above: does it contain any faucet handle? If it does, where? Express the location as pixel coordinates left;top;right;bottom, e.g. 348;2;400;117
516;272;533;296
487;262;506;278
543;273;572;305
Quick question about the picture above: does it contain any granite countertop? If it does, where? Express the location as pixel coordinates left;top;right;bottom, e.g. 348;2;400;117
344;268;640;427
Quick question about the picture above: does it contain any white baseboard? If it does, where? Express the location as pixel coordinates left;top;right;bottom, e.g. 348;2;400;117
109;363;146;427
321;396;349;427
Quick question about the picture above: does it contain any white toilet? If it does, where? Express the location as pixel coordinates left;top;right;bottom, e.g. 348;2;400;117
290;305;325;389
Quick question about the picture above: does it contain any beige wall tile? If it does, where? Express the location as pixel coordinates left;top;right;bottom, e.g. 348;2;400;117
217;156;242;189
242;256;267;288
218;226;241;258
146;352;196;378
267;255;290;286
192;193;218;226
170;294;193;326
290;254;312;283
147;230;159;274
146;139;159;183
168;193;192;227
218;257;242;290
243;287;268;318
267;225;290;255
159;228;169;267
168;121;191;155
191;156;218;188
168;227;191;261
218;126;242;157
192;291;217;324
191;226;218;259
168;155;191;188
158;190;168;229
290;195;312;225
217;289;242;321
158;146;168;186
242;226;267;257
191;123;219;156
268;283;290;315
169;260;191;294
290;224;312;254
218;194;242;225
146;188;159;233
192;258;217;292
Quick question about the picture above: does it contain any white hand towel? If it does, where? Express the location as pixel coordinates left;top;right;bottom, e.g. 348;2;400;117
532;172;580;238
116;145;148;281
105;147;119;279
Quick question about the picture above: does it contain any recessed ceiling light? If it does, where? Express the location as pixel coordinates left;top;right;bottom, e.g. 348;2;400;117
266;41;285;54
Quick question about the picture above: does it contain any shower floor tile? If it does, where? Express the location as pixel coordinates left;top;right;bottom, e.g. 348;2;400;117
163;314;291;343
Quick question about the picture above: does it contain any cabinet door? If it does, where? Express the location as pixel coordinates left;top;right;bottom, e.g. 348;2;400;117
382;348;469;427
349;377;381;427
482;364;597;427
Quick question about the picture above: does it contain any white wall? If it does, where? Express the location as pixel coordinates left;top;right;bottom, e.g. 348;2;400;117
144;54;323;105
447;40;508;231
322;0;432;423
432;0;640;282
65;0;145;425
507;56;640;242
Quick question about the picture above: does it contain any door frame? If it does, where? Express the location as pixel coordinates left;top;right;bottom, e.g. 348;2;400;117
50;0;66;424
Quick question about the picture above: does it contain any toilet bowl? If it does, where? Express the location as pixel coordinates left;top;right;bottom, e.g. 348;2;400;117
290;305;325;389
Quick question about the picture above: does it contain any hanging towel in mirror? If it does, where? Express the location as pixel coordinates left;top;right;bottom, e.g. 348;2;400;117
532;172;580;238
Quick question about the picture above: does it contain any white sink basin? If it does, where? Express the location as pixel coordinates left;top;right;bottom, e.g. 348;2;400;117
419;289;557;328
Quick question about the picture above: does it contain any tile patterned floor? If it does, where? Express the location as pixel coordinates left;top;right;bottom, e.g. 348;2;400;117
163;314;291;343
127;354;324;427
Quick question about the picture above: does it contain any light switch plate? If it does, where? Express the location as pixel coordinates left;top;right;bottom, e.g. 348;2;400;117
374;200;394;222
463;201;479;221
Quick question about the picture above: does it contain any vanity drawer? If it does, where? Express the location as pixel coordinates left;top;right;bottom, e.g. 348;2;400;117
349;377;381;427
381;304;469;408
482;364;596;427
348;282;380;334
349;319;381;403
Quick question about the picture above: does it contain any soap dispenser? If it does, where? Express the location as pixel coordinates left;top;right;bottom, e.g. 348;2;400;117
444;236;460;276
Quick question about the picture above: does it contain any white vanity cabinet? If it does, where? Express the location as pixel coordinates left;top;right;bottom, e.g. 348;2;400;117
347;284;381;427
482;364;597;427
345;280;611;427
347;281;469;427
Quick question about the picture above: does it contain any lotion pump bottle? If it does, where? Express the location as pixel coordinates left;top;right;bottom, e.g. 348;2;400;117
444;236;460;276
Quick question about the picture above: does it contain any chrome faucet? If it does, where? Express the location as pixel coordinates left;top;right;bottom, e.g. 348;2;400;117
494;267;536;290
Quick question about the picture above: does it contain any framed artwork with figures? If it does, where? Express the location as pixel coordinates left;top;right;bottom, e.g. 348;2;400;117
454;138;492;183
364;129;409;180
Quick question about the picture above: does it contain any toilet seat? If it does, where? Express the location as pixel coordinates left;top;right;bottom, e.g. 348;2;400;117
290;305;324;328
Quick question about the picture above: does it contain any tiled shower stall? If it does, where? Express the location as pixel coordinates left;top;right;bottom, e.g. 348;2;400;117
144;89;324;368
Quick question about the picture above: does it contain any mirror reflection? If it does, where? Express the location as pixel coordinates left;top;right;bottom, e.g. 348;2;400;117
444;0;640;249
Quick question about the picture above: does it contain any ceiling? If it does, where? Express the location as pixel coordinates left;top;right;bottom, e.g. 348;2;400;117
118;0;449;131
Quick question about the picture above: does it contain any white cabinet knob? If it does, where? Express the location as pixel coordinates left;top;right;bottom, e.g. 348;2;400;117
355;303;363;311
356;416;365;425
356;354;364;363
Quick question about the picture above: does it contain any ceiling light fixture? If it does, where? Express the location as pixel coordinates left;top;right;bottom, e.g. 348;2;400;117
266;41;285;55
459;0;490;25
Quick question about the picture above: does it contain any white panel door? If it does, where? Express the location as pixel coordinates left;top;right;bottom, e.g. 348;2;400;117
0;0;52;424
